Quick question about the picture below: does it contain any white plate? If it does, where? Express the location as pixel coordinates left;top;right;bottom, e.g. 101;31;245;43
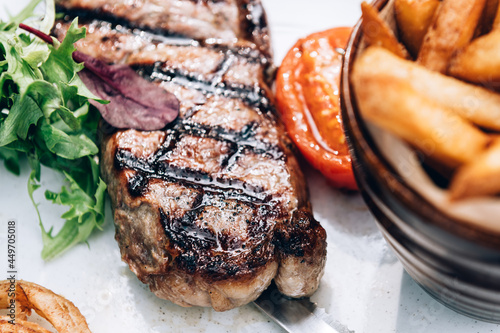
0;1;499;332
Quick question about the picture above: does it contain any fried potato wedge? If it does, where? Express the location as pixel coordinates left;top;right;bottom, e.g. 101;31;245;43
449;140;500;200
0;316;52;333
394;0;440;56
359;47;500;131
477;0;499;35
449;29;500;84
494;0;500;30
361;1;410;59
352;47;490;167
417;0;487;73
0;280;91;333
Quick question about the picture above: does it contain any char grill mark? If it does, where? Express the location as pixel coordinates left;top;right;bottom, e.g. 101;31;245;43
127;172;149;196
138;64;272;112
114;144;274;203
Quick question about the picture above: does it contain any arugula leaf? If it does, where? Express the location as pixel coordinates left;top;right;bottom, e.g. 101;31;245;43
0;146;20;175
37;122;98;159
1;2;107;259
24;80;61;117
41;163;106;260
0;38;42;97
40;19;101;102
55;106;81;131
27;168;104;261
0;95;42;146
41;19;84;83
27;156;106;261
28;169;43;221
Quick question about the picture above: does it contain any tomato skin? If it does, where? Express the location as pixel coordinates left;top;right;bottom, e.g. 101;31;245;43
276;27;357;190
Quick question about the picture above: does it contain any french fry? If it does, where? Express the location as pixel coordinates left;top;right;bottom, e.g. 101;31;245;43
417;0;487;73
394;0;440;57
449;29;500;84
352;47;491;167
451;0;500;84
494;0;500;30
355;47;500;131
476;0;499;35
449;139;500;200
361;2;410;59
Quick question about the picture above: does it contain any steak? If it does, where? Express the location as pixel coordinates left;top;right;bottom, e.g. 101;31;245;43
54;0;327;311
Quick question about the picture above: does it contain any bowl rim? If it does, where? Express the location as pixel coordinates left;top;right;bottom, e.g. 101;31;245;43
340;0;500;251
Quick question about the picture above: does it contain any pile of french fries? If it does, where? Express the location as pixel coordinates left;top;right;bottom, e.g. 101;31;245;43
352;0;500;200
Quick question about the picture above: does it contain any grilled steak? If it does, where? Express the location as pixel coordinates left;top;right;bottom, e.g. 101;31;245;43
54;0;327;311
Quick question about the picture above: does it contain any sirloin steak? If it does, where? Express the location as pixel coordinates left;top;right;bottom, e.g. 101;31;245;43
54;0;327;311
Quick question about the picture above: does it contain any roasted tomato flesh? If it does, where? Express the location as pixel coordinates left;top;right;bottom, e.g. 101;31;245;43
276;27;357;190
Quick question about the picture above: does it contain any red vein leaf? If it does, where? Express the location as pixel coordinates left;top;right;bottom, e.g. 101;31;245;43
74;52;179;130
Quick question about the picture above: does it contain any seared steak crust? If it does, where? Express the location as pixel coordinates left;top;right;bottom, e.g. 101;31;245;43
56;0;326;311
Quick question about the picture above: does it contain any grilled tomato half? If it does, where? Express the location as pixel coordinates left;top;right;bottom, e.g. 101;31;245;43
276;27;357;190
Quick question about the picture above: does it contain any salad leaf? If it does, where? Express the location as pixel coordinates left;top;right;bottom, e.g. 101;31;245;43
37;121;98;159
0;95;43;146
0;2;107;259
41;159;106;261
75;51;179;130
0;147;20;174
41;21;84;88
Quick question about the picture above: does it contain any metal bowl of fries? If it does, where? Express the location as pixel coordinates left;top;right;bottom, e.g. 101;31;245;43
341;0;500;323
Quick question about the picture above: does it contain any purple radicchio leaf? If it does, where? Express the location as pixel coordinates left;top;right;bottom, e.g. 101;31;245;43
19;23;180;131
73;52;179;131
